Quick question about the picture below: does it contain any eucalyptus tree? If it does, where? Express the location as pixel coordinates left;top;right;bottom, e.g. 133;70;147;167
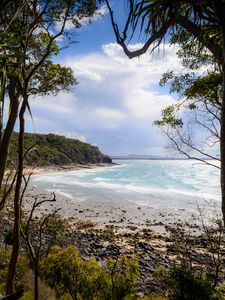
0;0;98;202
0;0;101;295
6;57;76;296
154;32;221;167
105;0;225;222
155;71;221;166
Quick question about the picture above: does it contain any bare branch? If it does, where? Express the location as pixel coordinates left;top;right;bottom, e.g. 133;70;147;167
160;126;220;168
0;169;17;210
105;0;174;59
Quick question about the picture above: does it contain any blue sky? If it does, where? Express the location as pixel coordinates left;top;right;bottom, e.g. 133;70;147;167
26;3;185;157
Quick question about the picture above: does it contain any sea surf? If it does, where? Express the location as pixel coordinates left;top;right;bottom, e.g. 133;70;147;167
30;160;220;215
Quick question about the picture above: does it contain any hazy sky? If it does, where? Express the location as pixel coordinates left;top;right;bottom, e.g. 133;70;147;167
26;3;186;156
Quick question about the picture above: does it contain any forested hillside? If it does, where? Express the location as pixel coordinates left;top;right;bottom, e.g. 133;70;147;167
8;133;112;166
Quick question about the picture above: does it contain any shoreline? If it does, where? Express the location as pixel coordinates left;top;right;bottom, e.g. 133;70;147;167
19;186;219;295
25;161;219;232
24;162;118;176
1;165;222;296
22;185;202;236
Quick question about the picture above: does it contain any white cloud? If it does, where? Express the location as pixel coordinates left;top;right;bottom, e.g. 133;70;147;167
92;107;126;129
31;92;75;114
93;108;125;120
55;131;87;142
124;90;174;119
28;42;185;155
55;5;108;32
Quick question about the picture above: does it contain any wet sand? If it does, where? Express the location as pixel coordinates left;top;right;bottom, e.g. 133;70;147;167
23;184;200;236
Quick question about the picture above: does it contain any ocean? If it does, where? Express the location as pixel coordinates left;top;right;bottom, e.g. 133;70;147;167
31;160;220;214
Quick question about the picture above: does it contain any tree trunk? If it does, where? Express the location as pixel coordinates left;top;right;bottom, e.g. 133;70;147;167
0;59;7;144
6;101;26;294
221;70;225;224
0;101;3;143
34;263;39;300
0;92;19;196
214;2;225;224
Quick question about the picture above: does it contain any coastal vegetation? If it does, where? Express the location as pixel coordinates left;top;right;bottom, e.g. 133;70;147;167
105;0;225;220
0;1;225;299
0;0;103;296
2;205;225;299
9;133;111;166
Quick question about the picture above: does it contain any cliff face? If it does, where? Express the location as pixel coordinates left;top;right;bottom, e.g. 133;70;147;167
9;133;112;166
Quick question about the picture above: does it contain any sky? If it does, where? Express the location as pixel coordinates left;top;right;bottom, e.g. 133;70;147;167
26;3;186;157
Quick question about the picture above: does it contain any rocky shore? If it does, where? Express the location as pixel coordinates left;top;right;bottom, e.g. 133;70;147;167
1;184;224;296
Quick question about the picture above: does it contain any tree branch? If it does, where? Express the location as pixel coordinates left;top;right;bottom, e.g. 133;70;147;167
105;0;174;59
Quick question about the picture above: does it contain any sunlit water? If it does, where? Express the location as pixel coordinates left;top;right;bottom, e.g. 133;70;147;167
31;160;220;214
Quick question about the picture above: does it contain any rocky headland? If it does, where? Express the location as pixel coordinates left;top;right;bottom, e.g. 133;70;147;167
9;132;112;166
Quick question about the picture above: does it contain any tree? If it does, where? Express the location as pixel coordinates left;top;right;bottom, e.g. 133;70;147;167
0;0;101;295
21;195;69;300
41;246;139;300
0;0;80;206
105;0;225;222
104;254;139;300
153;23;221;167
0;0;103;296
5;55;75;296
155;73;221;167
0;0;101;208
0;248;28;300
40;246;103;300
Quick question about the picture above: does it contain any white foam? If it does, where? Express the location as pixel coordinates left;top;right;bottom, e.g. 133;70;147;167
54;189;73;199
30;160;220;213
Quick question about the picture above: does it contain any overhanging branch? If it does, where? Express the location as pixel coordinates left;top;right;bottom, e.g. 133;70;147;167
105;0;174;59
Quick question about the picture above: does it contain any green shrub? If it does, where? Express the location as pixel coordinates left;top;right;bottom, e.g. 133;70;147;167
213;284;225;300
20;291;33;300
165;266;214;300
0;249;29;294
4;228;14;245
4;224;27;246
40;246;103;300
104;255;139;300
40;246;139;300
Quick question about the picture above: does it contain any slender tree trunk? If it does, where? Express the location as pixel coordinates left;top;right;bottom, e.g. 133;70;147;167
0;93;20;195
221;70;225;224
6;101;26;294
34;262;39;300
221;40;225;225
0;59;7;144
0;102;3;143
214;2;225;224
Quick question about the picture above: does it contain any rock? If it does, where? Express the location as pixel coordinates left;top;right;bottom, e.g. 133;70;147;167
101;155;112;163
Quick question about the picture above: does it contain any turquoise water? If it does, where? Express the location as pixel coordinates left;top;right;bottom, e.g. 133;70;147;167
31;160;220;212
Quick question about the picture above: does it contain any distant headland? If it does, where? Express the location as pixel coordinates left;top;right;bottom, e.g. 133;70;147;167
112;154;187;160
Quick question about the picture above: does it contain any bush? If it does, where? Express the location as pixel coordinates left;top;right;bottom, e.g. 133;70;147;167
4;224;27;246
4;228;14;245
104;255;139;300
40;246;139;300
0;249;29;294
213;284;225;300
40;246;103;300
165;266;214;300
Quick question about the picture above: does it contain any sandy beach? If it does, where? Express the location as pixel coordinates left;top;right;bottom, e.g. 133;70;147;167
23;161;214;236
1;164;221;296
23;184;200;237
23;162;117;175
